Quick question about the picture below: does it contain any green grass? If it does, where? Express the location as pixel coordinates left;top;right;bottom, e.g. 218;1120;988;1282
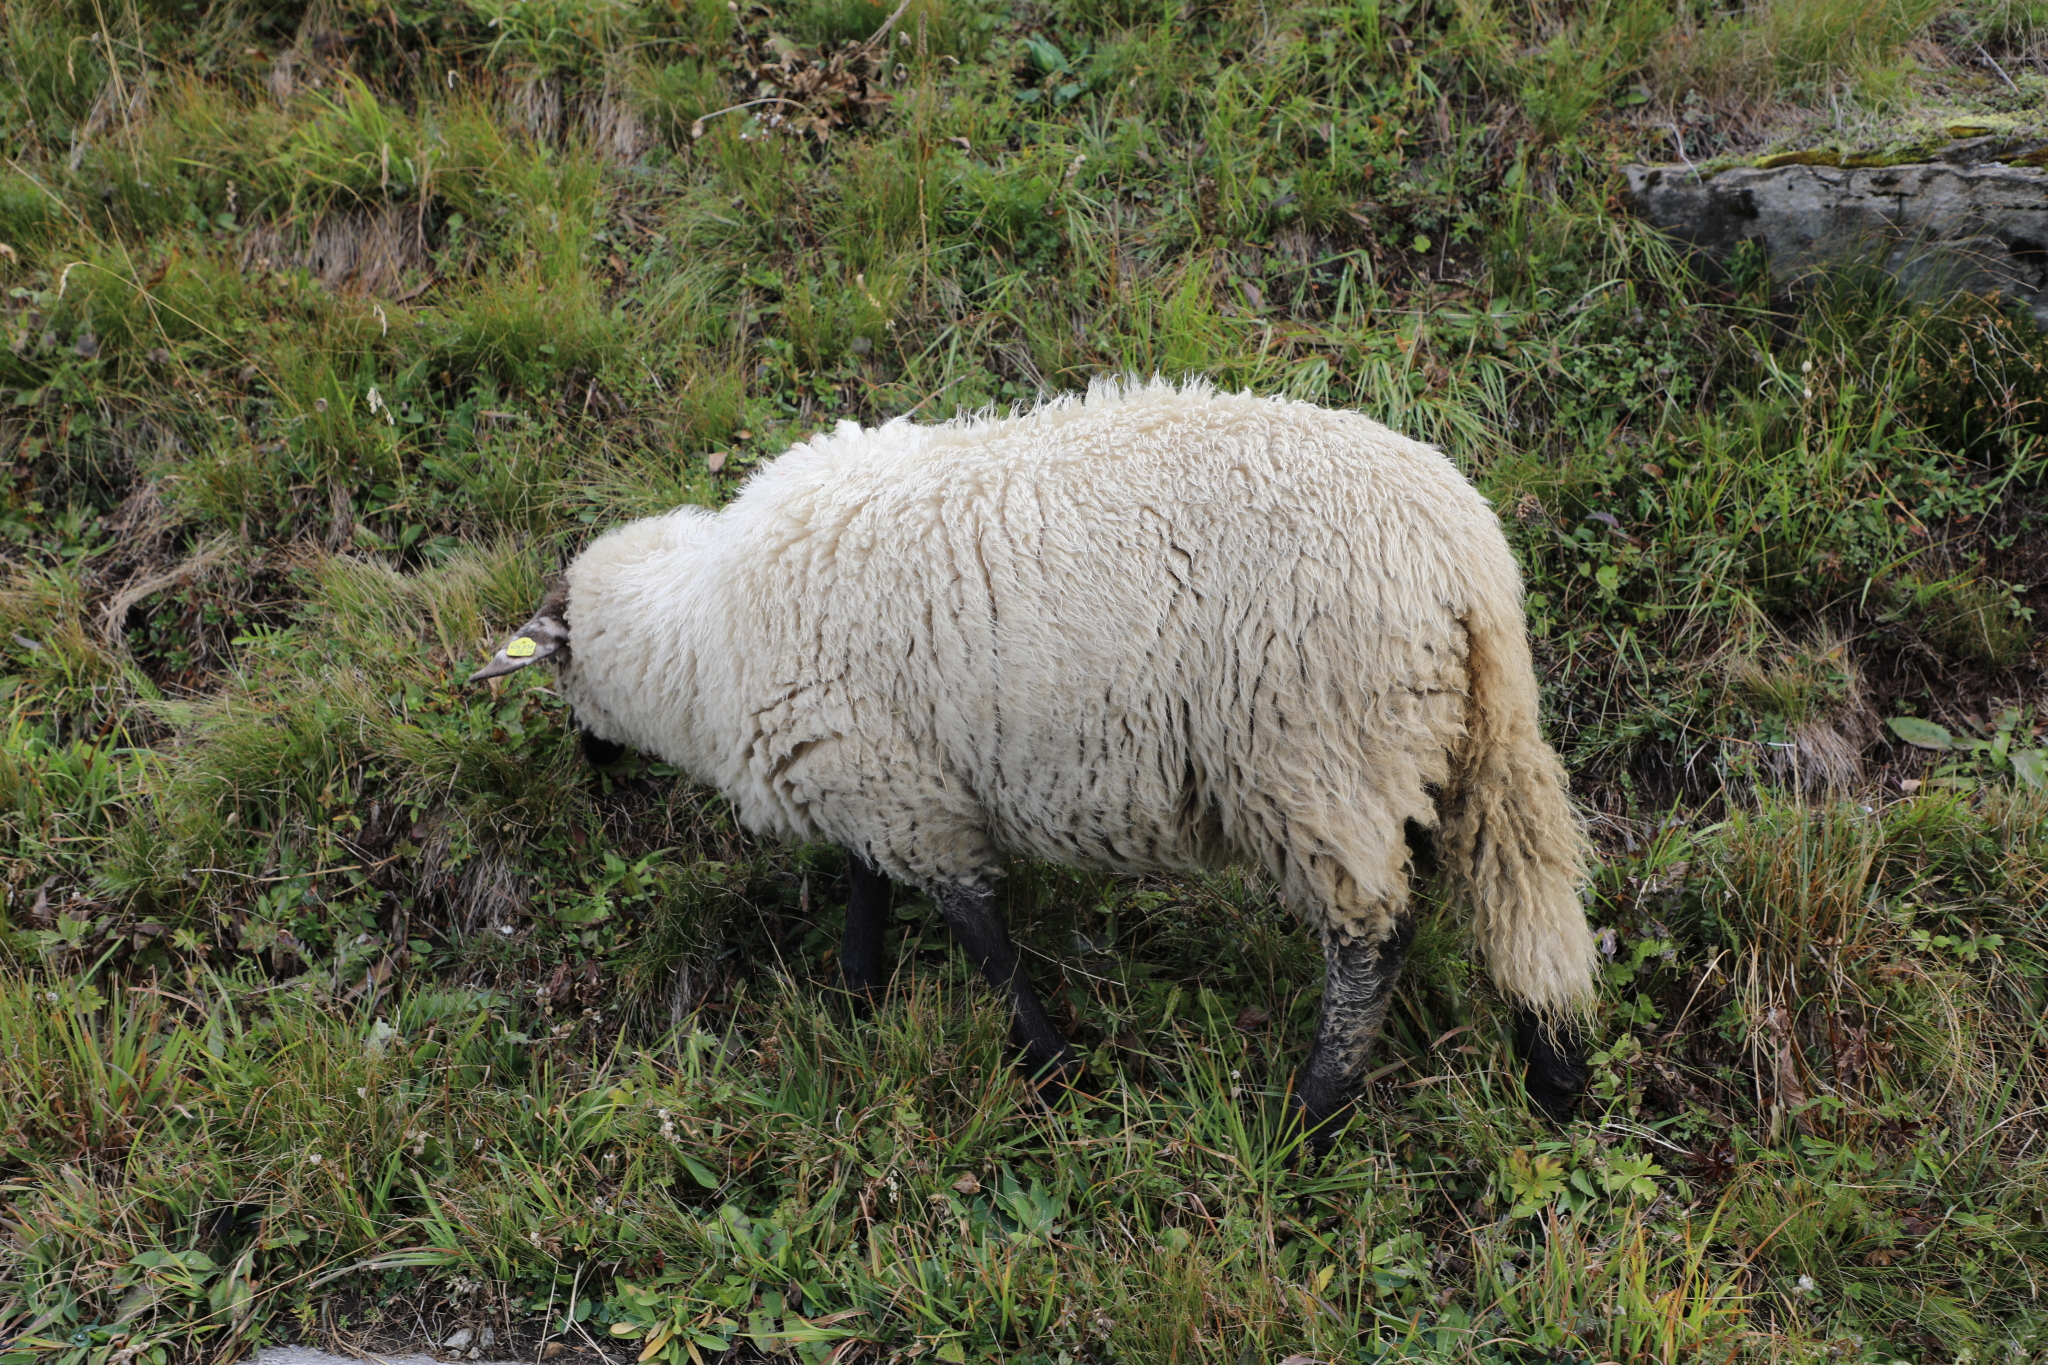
3;0;2048;1361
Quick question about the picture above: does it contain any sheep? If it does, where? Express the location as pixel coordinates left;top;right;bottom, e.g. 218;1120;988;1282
471;378;1598;1139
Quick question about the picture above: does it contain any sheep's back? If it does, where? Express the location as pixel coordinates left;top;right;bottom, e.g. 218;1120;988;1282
726;383;1506;878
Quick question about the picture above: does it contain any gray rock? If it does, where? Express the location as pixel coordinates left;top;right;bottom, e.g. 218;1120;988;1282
1621;161;2048;327
246;1349;527;1365
1934;136;2005;167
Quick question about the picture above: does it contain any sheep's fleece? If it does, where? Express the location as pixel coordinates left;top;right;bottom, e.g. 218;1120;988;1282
480;379;1597;1024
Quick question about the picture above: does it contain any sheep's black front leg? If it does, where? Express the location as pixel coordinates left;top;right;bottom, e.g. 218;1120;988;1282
1295;916;1415;1149
1514;1006;1589;1123
840;852;892;1003
579;728;626;767
937;884;1078;1080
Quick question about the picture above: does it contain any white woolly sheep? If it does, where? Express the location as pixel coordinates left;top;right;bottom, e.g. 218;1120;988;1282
473;379;1598;1137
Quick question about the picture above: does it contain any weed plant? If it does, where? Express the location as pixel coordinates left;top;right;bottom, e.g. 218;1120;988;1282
3;0;2048;1361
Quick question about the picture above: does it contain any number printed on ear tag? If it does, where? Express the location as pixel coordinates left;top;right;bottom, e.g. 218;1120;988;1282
505;636;537;658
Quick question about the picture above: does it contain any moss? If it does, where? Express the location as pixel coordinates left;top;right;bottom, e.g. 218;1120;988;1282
1744;113;2046;170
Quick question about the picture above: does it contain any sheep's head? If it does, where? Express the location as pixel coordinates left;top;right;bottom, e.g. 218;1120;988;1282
469;579;570;683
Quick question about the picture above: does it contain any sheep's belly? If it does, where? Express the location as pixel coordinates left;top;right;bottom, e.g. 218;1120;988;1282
988;775;1224;875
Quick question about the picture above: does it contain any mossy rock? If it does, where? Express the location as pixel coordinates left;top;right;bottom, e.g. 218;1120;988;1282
1747;114;2045;172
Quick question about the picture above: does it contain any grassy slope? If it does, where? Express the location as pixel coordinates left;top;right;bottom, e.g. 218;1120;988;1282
4;0;2048;1361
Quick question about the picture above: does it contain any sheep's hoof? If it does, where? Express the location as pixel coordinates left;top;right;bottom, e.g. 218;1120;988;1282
1021;1051;1084;1100
1289;1100;1350;1158
835;973;885;1016
1526;1082;1579;1124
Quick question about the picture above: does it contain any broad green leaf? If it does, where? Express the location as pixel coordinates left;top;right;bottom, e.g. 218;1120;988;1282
1887;717;1953;751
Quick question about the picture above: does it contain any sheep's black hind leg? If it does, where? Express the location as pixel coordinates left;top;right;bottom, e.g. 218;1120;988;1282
1295;916;1416;1150
937;884;1078;1081
1514;1007;1589;1123
840;853;892;1004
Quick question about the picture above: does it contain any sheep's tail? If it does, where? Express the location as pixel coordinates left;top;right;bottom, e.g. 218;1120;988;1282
1438;592;1598;1026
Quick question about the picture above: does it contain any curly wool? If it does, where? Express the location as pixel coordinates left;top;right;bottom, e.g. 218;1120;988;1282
557;378;1597;1018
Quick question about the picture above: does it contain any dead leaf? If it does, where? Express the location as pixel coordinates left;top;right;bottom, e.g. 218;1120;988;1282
952;1172;981;1195
726;5;898;143
1830;1022;1871;1083
707;451;727;474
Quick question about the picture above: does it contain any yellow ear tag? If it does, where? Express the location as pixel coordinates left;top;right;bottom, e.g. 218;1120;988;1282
505;636;538;658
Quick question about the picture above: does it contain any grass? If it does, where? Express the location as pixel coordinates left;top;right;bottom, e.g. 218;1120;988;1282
3;0;2048;1361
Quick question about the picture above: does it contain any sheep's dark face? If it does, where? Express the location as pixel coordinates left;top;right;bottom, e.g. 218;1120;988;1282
470;580;570;683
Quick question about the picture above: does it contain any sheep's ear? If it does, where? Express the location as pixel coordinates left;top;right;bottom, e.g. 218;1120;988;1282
469;583;570;684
